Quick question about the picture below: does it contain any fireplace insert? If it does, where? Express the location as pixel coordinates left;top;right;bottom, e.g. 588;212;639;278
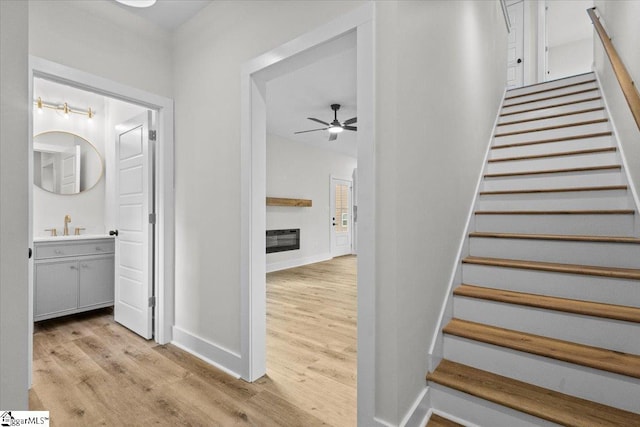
266;229;300;253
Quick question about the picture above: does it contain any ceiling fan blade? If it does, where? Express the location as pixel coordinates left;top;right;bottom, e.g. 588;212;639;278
343;126;357;132
344;117;357;125
328;133;338;141
294;127;328;134
308;117;330;126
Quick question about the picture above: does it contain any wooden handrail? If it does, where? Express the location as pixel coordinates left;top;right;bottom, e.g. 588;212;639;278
587;7;640;130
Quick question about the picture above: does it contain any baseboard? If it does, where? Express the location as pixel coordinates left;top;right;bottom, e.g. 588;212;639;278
372;387;431;427
171;326;243;378
266;252;333;273
402;386;431;427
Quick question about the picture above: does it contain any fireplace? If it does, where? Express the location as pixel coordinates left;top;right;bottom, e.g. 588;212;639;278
266;229;300;253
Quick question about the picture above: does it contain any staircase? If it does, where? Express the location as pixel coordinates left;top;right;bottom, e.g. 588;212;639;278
426;72;640;426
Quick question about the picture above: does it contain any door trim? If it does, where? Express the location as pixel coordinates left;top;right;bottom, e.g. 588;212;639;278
240;2;376;423
28;56;175;381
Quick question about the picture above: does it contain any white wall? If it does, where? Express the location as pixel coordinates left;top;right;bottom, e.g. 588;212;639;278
29;0;173;99
171;0;365;367
266;133;357;272
32;96;107;237
0;0;29;410
548;38;593;80
375;1;507;423
594;0;640;198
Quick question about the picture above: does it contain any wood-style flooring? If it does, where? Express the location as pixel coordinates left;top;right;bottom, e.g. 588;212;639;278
29;255;357;426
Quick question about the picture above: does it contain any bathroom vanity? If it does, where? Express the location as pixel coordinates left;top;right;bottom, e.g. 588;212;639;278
33;235;114;321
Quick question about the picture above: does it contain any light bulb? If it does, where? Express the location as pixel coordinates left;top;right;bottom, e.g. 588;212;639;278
36;97;43;114
328;126;343;134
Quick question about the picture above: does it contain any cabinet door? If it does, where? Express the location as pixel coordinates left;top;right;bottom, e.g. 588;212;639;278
79;256;114;308
35;260;78;318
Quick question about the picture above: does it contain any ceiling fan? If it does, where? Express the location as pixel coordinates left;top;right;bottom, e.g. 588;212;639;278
294;104;357;141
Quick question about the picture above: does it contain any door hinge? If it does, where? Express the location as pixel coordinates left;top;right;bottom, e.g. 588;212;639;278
149;213;156;224
148;130;157;141
149;296;156;307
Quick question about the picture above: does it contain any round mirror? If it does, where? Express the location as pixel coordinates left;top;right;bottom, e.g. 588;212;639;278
33;131;103;195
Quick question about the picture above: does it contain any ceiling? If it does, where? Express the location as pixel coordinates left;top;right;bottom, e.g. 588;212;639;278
266;33;357;158
547;0;594;47
112;0;213;30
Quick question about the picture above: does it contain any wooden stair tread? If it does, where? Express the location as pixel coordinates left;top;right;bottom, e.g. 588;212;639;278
504;79;597;100
426;359;640;426
484;164;621;178
426;414;464;427
492;131;613;150
468;231;640;244
494;118;608;137
454;284;640;323
443;319;640;378
488;146;615;163
462;256;640;280
463;255;640;278
500;96;602;117
475;209;634;215
503;88;599;108
480;185;627;195
506;72;593;93
497;107;604;126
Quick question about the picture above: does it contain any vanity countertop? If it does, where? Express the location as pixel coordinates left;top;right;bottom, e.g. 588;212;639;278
34;234;114;243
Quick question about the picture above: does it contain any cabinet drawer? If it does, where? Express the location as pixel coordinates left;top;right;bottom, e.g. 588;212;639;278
35;239;114;259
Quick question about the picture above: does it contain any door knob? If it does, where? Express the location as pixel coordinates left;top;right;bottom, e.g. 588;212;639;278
517;58;522;64
109;230;119;236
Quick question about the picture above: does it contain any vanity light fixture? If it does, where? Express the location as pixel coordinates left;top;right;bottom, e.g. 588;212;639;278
34;97;96;120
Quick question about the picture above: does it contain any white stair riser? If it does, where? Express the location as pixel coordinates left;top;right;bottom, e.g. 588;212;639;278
489;135;613;159
501;91;601;115
444;336;640;413
486;151;618;174
461;264;640;307
504;82;599;105
496;109;607;134
506;74;595;98
429;385;559;427
494;122;609;146
476;191;630;211
475;213;634;236
469;236;640;269
499;99;603;124
453;297;640;354
482;170;624;192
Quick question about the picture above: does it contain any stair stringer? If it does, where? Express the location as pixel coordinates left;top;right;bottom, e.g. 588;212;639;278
593;69;640;236
427;87;508;371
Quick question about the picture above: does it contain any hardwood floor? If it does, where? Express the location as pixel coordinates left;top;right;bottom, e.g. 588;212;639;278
30;255;357;426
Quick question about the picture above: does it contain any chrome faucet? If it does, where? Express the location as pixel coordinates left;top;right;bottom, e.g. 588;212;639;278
63;215;71;236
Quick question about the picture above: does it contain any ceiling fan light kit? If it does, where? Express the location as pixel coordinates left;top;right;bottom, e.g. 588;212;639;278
294;103;357;141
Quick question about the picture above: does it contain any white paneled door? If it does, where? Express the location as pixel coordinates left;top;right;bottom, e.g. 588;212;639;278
330;177;352;257
114;112;155;339
506;0;524;88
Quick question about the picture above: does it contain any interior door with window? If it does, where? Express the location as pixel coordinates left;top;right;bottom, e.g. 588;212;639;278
330;177;352;257
113;111;155;339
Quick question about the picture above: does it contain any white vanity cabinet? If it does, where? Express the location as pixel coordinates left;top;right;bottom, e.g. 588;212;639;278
34;237;114;321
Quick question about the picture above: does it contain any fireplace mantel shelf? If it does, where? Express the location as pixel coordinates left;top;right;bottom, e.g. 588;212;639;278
266;197;312;207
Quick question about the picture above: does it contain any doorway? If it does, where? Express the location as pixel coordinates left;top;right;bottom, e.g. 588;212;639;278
240;3;375;422
28;56;175;385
